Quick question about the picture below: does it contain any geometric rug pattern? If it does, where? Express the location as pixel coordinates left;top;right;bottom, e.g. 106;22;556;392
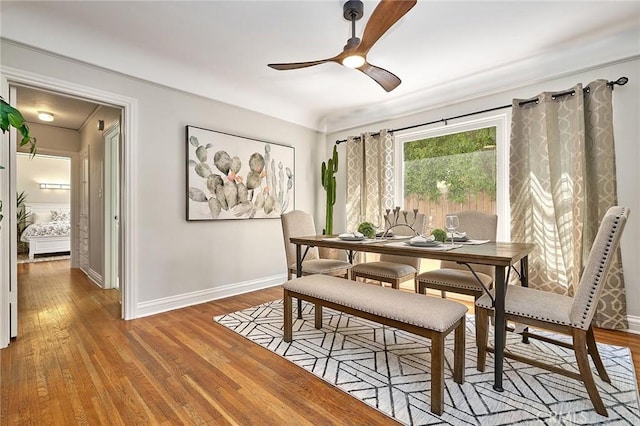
214;299;640;425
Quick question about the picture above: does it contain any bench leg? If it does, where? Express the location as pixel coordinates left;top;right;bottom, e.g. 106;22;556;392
454;318;465;384
314;304;323;329
431;334;444;416
284;290;292;342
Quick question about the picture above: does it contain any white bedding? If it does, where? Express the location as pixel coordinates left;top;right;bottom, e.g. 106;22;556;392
21;220;71;242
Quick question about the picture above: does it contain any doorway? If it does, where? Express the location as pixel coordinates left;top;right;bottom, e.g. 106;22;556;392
0;72;134;347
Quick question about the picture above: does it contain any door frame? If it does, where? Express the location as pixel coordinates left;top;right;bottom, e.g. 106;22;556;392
0;66;139;348
103;122;120;290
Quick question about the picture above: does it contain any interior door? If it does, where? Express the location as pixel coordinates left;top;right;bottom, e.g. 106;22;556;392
103;123;120;291
8;85;18;339
79;147;90;274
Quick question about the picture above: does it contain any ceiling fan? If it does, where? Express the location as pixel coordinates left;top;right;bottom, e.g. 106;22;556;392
267;0;417;92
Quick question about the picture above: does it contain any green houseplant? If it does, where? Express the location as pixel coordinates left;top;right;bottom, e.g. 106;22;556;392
0;97;36;224
321;145;338;235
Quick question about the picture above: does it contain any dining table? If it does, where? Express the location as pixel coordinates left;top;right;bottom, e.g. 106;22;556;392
288;234;535;393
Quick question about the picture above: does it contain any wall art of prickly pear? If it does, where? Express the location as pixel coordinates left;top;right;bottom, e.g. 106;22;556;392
186;126;295;220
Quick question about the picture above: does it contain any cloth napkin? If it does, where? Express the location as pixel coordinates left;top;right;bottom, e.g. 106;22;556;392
338;232;364;239
447;231;467;239
409;234;436;244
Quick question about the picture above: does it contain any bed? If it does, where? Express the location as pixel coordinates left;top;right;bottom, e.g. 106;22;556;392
21;203;71;260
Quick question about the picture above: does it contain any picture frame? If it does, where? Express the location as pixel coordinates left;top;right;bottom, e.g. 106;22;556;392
186;125;295;220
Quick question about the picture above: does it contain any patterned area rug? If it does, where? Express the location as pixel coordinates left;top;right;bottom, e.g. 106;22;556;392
214;299;640;425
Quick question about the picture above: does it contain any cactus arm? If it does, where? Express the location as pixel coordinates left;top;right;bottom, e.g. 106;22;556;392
332;145;338;171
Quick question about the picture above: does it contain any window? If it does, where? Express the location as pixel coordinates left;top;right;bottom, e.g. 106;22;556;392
394;114;509;241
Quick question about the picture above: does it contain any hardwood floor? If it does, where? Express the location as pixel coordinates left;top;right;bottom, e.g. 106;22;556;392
2;261;639;424
2;261;397;425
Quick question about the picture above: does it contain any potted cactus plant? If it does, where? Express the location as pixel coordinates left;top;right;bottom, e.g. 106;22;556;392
321;145;338;235
319;145;340;260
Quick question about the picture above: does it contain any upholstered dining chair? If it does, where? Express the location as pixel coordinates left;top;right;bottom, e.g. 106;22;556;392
476;206;630;417
351;210;426;291
416;211;498;300
281;210;353;280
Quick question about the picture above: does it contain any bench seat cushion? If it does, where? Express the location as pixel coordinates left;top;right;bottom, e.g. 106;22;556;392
283;274;468;332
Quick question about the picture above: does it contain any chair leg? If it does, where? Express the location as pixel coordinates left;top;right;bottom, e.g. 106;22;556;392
587;326;611;383
454;318;465;384
391;279;399;290
476;306;489;372
314;304;323;329
283;290;292;342
440;290;446;299
573;328;608;417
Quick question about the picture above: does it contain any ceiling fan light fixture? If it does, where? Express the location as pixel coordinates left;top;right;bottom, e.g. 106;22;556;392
342;54;365;68
37;111;54;122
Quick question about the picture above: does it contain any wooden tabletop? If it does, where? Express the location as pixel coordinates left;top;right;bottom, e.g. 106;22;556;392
289;235;535;267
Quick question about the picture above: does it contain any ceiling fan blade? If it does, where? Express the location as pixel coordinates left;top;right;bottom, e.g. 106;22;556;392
268;57;338;71
358;62;401;92
357;0;417;55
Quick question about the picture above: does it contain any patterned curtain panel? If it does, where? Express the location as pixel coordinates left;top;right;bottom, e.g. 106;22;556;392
510;80;627;329
346;135;364;233
345;130;395;232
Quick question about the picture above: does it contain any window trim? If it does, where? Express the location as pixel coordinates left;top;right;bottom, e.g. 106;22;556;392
394;113;510;241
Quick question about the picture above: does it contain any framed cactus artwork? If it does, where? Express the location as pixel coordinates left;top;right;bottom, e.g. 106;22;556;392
186;125;295;220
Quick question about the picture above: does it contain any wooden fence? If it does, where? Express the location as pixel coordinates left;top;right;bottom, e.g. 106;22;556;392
404;191;496;233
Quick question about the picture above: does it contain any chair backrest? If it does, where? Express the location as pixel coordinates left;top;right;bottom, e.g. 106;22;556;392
570;206;630;329
381;211;426;268
281;210;320;269
441;211;498;276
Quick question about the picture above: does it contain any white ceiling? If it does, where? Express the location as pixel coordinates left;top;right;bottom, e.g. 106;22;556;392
16;86;99;130
1;1;639;133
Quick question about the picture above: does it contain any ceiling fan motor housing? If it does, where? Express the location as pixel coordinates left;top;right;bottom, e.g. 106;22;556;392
343;0;364;21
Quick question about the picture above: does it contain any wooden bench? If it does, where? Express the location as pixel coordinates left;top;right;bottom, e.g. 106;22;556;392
282;274;468;416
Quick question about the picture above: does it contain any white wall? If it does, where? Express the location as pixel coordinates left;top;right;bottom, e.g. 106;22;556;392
78;105;121;280
22;122;80;152
1;41;320;312
327;58;640;321
16;153;70;204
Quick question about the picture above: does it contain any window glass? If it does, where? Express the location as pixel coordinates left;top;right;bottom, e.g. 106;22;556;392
394;114;509;283
403;126;496;231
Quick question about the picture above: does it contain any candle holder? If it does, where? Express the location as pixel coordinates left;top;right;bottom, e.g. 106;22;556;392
380;207;421;237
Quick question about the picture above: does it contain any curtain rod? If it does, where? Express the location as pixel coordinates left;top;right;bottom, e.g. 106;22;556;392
335;76;629;145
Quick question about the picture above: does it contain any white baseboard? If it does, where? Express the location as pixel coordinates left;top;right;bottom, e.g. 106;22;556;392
87;268;103;288
136;273;287;319
625;315;640;335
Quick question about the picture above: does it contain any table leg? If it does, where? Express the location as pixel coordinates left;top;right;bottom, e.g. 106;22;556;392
520;256;530;344
493;265;506;392
296;244;302;319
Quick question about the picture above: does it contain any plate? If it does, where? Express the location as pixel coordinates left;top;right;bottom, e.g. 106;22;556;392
339;236;365;241
406;240;441;247
452;236;469;242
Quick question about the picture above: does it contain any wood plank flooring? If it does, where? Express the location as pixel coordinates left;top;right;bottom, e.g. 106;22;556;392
2;260;639;424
